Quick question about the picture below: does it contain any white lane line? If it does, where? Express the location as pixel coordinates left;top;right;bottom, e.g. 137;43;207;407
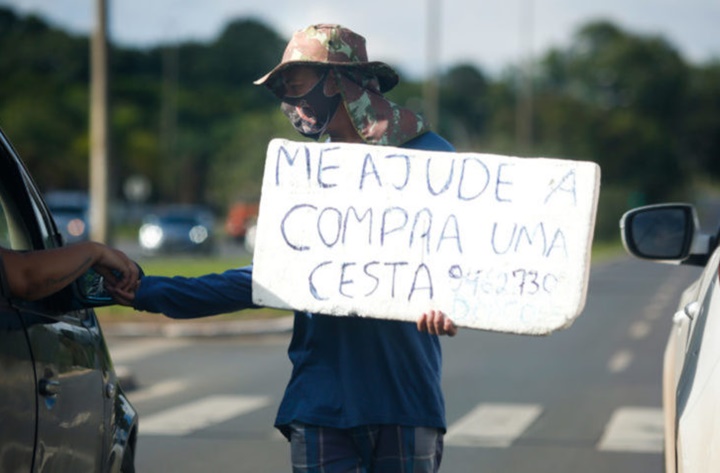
644;300;667;321
643;307;663;321
629;321;651;340
597;407;663;453
127;379;189;404
109;339;192;364
644;274;684;321
608;349;633;373
445;403;543;447
139;395;271;435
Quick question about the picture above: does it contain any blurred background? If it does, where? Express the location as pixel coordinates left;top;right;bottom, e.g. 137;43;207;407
0;0;718;253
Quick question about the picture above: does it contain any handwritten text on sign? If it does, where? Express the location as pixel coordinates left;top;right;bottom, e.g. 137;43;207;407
251;139;601;335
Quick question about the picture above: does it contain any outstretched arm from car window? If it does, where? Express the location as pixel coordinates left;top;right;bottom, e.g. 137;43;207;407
0;242;140;301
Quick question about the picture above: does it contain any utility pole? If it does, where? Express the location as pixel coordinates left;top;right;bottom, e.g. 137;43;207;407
424;0;440;129
516;0;534;152
90;0;110;243
161;43;178;169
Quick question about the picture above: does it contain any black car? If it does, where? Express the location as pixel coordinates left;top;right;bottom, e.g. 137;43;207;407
0;127;138;472
45;190;90;244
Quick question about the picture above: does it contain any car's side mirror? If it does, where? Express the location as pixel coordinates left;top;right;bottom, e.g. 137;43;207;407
620;203;712;266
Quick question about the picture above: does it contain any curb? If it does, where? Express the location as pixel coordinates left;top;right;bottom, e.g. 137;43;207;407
104;316;294;338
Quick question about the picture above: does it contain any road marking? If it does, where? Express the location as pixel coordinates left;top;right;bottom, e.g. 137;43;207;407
109;338;192;364
127;378;189;403
644;300;668;321
643;274;684;321
597;407;663;453
140;395;271;435
608;349;633;373
629;321;651;339
445;403;543;447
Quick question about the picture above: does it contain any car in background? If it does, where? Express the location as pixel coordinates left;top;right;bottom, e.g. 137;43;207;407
0;127;137;471
45;190;90;244
139;205;216;255
225;200;259;243
620;203;720;473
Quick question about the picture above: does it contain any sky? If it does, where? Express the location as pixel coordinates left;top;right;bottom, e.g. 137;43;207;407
2;0;719;79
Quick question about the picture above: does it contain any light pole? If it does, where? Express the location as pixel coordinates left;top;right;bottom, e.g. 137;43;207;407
516;0;534;152
89;0;110;242
424;0;440;129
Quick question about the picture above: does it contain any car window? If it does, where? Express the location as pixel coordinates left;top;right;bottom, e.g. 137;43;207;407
0;201;9;249
21;171;58;249
0;138;57;251
0;132;88;319
0;178;30;251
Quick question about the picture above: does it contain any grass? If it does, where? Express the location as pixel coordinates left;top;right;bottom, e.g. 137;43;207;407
590;239;625;262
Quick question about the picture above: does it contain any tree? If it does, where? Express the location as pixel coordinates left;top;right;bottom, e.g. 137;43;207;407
438;64;490;150
3;5;719;235
534;20;691;200
104;18;287;205
679;61;720;179
0;7;90;189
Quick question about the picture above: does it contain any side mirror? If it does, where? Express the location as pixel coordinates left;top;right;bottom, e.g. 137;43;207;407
620;203;711;266
73;264;144;307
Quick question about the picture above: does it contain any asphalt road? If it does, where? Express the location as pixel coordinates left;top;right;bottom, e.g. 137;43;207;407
106;255;701;472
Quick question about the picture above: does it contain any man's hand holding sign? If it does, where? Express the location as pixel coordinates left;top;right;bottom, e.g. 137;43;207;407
252;139;601;335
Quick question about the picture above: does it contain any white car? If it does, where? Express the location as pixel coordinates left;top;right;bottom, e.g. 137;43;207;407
620;203;720;473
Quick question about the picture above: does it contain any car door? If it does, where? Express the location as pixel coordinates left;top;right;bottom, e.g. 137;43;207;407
662;278;699;473
20;305;107;472
0;195;37;472
0;130;108;471
674;247;720;473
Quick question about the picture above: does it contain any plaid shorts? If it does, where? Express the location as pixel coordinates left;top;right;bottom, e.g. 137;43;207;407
288;422;444;473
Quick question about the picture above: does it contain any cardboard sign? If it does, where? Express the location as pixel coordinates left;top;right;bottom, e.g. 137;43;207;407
252;139;600;335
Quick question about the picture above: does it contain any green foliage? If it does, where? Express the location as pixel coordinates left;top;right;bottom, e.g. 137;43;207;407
532;20;695;200
209;109;300;204
0;6;718;229
438;64;490;149
679;61;720;177
0;8;90;191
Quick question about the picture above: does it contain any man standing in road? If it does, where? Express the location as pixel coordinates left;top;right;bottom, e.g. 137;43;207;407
118;24;457;472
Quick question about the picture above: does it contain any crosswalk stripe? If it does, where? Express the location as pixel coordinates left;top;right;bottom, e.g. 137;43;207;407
139;395;272;436
130;383;663;453
128;378;189;403
597;407;663;453
608;349;633;373
629;321;651;339
109;338;192;364
109;336;666;451
445;403;543;447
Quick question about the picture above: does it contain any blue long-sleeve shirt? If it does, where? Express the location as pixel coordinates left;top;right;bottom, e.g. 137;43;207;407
134;131;455;438
134;266;258;317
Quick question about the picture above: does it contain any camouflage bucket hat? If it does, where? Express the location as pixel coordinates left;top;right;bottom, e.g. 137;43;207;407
254;24;399;94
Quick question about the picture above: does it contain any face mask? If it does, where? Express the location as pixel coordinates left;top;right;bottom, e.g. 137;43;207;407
281;73;342;140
